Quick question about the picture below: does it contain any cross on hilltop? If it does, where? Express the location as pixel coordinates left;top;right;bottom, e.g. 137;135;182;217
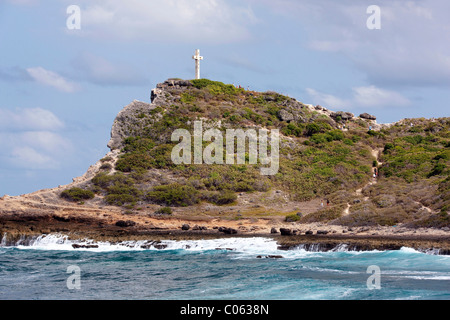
192;49;203;80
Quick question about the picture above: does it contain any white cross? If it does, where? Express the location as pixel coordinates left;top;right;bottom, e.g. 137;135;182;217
192;49;203;80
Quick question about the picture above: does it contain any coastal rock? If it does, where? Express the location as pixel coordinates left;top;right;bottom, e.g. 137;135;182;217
280;228;292;236
72;244;99;249
256;255;284;259
115;220;136;227
270;227;278;234
181;224;190;230
218;227;238;234
316;230;329;235
305;230;313;235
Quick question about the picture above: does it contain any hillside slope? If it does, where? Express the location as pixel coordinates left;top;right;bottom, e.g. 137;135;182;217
57;78;450;229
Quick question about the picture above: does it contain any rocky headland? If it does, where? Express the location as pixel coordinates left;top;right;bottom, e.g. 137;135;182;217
1;78;449;253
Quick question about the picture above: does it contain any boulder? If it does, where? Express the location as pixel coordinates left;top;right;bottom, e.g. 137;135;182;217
331;111;354;121
115;220;136;227
270;227;278;234
305;230;313;235
316;230;329;235
360;113;377;121
218;227;238;234
181;224;190;230
279;228;292;236
277;109;294;122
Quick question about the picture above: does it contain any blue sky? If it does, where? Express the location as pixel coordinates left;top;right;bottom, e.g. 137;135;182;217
0;0;449;196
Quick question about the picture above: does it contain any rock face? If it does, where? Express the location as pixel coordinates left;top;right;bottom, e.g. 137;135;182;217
360;113;377;121
108;100;156;150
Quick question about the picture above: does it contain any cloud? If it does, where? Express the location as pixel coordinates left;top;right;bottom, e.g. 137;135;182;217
306;85;411;110
253;0;450;88
26;67;80;92
70;52;148;86
0;107;64;131
352;86;411;108
76;0;257;43
0;108;71;170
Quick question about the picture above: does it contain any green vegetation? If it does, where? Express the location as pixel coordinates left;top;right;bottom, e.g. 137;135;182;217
60;188;95;202
60;79;449;228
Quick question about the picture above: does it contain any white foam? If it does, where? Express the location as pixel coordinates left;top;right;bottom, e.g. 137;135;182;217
9;234;281;254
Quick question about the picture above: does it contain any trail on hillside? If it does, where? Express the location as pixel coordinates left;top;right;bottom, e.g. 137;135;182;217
343;148;382;216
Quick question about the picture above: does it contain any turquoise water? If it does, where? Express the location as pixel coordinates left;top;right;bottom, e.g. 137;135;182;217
0;235;449;300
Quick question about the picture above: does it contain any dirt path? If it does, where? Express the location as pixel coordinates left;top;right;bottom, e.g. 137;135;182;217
343;148;382;216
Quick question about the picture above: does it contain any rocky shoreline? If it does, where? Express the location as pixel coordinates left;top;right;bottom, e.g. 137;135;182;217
1;211;449;255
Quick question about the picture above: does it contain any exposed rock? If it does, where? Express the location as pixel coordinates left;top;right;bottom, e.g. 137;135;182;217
331;111;354;121
360;113;377;121
305;230;313;235
280;228;292;236
270;227;278;234
256;255;283;259
181;224;190;230
316;230;329;235
277;109;295;122
115;220;136;227
218;227;238;234
72;244;99;249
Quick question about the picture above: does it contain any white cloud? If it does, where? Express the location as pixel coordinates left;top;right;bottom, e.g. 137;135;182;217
0;108;64;131
253;0;450;87
26;67;80;92
352;86;410;107
10;146;58;170
306;85;410;110
0;108;71;170
76;0;257;43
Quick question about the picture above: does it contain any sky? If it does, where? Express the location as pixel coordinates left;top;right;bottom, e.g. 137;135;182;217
0;0;449;196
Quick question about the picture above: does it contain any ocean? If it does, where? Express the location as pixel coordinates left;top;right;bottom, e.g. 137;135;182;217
0;235;449;300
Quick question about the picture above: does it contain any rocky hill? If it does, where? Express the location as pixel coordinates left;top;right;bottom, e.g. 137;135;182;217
61;78;450;228
0;78;449;248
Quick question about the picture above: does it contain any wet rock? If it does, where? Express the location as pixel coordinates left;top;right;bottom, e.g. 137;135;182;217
72;244;99;249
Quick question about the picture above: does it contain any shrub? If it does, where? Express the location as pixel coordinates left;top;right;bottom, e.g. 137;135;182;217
61;188;95;202
146;184;200;207
154;207;173;215
285;213;301;222
105;194;138;206
202;190;237;205
428;163;446;177
115;152;152;172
